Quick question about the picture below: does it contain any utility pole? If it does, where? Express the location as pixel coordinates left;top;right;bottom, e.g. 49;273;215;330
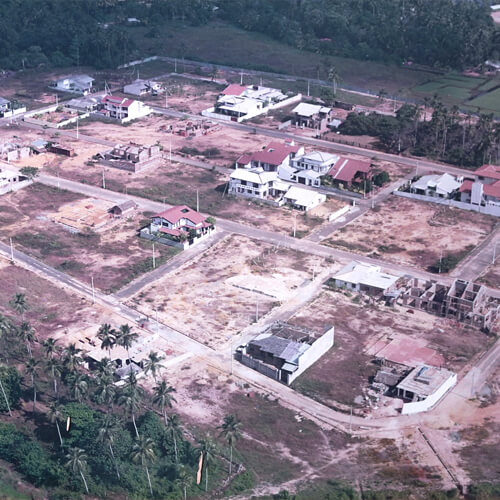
240;71;243;85
174;58;177;73
493;242;498;264
349;406;352;433
439;249;443;273
152;243;156;269
307;80;310;97
196;189;199;212
169;134;172;162
57;170;60;190
165;91;168;109
155;308;159;333
293;213;297;238
256;295;259;322
91;276;95;304
76;116;79;140
9;238;14;262
102;170;106;189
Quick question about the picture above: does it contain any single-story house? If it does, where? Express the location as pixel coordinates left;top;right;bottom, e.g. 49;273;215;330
66;96;101;112
0;168;31;195
0;97;11;115
410;173;462;198
109;200;138;217
282;185;326;211
31;139;49;154
100;95;151;122
235;141;304;171
237;323;334;385
397;365;457;415
292;102;332;128
327;157;372;187
124;79;163;96
459;179;500;205
51;74;94;95
333;261;400;296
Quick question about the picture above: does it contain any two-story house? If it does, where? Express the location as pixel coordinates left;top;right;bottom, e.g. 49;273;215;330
150;205;215;240
100;95;151;122
229;168;288;199
286;151;340;187
235;141;304;171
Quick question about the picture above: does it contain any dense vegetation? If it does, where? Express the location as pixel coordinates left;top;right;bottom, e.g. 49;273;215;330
0;0;498;71
339;99;500;167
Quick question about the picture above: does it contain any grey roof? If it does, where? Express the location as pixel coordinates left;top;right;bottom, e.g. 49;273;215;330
250;335;308;363
116;200;137;211
0;97;10;105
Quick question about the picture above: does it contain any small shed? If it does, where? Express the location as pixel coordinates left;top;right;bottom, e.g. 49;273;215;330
109;200;138;217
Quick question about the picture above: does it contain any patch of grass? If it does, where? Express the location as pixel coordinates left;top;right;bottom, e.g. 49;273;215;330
434;85;472;101
467;87;500;113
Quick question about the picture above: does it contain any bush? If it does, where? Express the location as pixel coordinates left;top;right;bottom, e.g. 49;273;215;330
373;171;390;187
0;366;22;412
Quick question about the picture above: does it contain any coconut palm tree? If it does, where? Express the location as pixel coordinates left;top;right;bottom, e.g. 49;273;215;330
65;447;89;494
18;322;36;357
95;357;114;377
68;373;89;403
143;351;164;381
152;379;176;423
175;466;192;500
118;372;143;438
42;337;59;359
131;435;156;497
218;415;242;475
97;323;116;358
165;414;183;463
196;434;216;492
94;373;116;412
46;357;62;399
116;324;138;364
0;314;12;363
9;293;28;321
47;401;64;446
97;414;121;479
0;363;12;416
63;343;83;374
327;65;341;96
25;357;39;412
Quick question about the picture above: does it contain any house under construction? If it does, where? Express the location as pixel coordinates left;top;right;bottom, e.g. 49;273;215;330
398;277;499;331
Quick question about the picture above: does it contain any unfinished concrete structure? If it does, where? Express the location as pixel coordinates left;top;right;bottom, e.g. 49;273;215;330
236;321;334;385
98;143;162;172
399;277;499;331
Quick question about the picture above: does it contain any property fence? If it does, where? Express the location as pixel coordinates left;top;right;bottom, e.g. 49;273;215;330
393;190;500;217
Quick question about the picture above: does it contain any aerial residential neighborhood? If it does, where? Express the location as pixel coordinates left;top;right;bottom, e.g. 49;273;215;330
0;2;499;500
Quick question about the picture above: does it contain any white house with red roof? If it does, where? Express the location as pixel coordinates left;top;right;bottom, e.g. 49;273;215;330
235;141;304;171
100;95;151;122
459;164;500;206
145;205;216;249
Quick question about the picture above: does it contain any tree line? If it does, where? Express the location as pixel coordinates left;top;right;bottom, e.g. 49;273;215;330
0;292;245;498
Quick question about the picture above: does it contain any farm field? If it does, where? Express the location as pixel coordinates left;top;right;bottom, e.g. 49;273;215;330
0;183;179;293
467;87;500;114
289;289;492;410
323;196;496;272
127;234;326;348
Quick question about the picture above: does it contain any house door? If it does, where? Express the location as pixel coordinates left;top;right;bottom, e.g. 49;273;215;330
298;177;306;185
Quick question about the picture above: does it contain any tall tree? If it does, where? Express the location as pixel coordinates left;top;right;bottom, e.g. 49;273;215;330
68;373;89;403
131;435;156;497
18;322;36;357
97;414;121;480
116;324;138;364
9;293;28;321
47;401;64;446
175;466;192;500
165;413;182;463
63;343;83;374
65;447;90;494
46;357;62;399
94;373;116;412
97;323;116;358
196;434;216;492
118;372;143;438
144;351;164;381
42;337;59;359
25;357;39;412
218;414;242;475
0;363;13;416
152;379;176;422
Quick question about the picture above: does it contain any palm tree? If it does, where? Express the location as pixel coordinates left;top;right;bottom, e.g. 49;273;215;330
118;372;143;438
218;415;242;475
0;314;13;363
42;337;59;359
18;322;36;357
63;343;83;374
94;373;116;412
9;293;28;321
68;373;89;403
196;434;216;492
95;357;114;377
65;447;89;494
116;324;138;364
47;401;64;446
97;414;121;479
144;351;164;381
46;357;62;399
165;414;182;463
0;364;12;416
152;379;176;423
25;357;39;412
175;466;192;500
327;65;341;96
97;323;116;358
131;435;156;497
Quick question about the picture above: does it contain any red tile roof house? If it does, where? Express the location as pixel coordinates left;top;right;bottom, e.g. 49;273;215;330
459;164;500;206
100;95;151;123
143;205;216;250
326;157;372;188
235;141;304;171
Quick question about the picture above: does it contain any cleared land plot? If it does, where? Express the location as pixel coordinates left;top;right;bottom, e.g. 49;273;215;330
478;260;500;289
323;196;496;271
0;184;179;293
288;289;492;409
128;234;325;348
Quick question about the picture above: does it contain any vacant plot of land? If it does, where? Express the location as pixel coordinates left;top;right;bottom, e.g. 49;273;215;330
288;289;491;409
324;196;496;271
128;234;325;348
478;259;500;289
0;184;179;292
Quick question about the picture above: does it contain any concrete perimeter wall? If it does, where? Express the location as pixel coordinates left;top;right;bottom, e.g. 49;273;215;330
401;373;457;415
240;353;279;380
394;190;500;217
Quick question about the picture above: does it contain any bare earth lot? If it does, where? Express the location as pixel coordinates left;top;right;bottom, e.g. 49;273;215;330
478;259;500;289
288;289;492;410
324;196;496;271
128;234;326;348
0;183;179;292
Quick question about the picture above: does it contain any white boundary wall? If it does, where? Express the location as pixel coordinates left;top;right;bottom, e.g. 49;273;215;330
401;372;457;415
393;190;500;217
329;205;350;221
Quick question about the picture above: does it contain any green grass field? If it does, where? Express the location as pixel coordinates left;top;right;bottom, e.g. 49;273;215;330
467;87;500;113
